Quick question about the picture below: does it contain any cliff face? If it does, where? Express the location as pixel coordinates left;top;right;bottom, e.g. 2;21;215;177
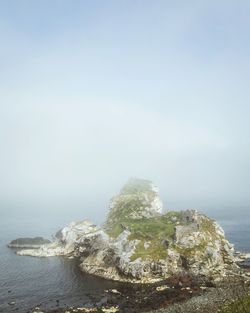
16;179;238;283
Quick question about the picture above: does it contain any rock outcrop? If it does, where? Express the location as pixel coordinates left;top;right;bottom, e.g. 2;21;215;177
15;178;239;283
17;221;101;257
8;237;51;249
106;178;163;226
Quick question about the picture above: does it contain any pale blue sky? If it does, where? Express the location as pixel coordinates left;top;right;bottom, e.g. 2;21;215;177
1;1;250;223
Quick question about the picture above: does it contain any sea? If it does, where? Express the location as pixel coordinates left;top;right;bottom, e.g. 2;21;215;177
0;212;250;313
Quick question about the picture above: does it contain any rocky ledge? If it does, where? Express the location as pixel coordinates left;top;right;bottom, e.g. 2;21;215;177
8;237;51;249
14;178;245;285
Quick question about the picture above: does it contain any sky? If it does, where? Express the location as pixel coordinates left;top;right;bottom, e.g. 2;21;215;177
1;0;250;225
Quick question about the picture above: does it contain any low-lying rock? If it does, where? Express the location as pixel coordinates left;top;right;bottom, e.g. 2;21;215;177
8;237;51;249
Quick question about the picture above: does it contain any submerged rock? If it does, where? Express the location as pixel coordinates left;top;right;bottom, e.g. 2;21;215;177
16;178;239;283
8;237;51;249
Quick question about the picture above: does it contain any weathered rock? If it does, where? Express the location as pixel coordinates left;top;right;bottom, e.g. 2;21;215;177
17;221;101;257
105;178;163;231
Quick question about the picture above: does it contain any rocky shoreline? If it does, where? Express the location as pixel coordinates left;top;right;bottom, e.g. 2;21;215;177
17;274;210;313
22;269;250;313
146;282;250;313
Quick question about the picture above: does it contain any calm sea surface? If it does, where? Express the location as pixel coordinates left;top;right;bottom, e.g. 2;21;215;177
0;213;250;313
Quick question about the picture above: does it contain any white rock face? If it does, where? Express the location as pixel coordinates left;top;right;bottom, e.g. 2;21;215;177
17;221;101;257
150;182;163;214
17;241;66;257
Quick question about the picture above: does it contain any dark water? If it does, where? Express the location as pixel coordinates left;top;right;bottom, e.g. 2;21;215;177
219;219;250;253
0;217;122;313
0;215;250;313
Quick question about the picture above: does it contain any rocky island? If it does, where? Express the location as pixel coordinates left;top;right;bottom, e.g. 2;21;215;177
9;179;250;313
15;178;240;285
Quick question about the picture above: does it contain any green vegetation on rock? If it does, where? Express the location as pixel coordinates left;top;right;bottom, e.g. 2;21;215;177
107;211;182;261
105;178;162;235
107;211;181;238
219;293;250;313
128;212;181;261
201;217;217;236
128;213;181;241
107;193;149;225
173;241;208;258
104;178;235;274
130;239;168;261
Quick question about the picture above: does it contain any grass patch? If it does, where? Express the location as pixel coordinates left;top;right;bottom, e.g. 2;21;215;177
128;212;181;261
173;241;208;258
219;293;250;313
106;223;124;238
201;217;217;235
128;214;179;240
130;240;168;261
106;211;181;239
106;211;182;261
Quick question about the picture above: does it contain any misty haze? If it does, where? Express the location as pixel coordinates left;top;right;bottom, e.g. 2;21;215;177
1;1;250;313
